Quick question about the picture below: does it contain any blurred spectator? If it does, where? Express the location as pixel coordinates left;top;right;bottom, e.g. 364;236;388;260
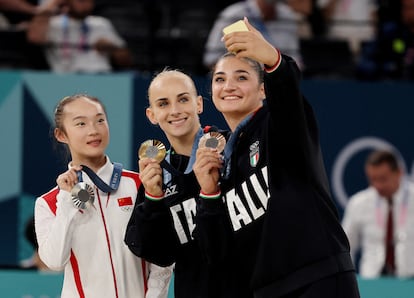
342;150;414;278
357;0;414;80
320;0;378;59
20;216;49;271
27;0;133;73
0;0;63;29
203;0;313;69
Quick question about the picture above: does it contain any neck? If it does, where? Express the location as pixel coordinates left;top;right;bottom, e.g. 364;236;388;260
168;128;200;156
224;106;262;132
71;155;107;173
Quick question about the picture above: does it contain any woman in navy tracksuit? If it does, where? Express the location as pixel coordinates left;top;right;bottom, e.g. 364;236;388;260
125;69;227;298
193;18;361;298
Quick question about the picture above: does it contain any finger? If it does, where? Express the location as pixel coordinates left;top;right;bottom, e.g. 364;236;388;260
244;17;256;33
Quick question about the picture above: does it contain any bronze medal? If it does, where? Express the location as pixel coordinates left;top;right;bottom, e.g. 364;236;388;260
199;132;226;153
138;139;166;162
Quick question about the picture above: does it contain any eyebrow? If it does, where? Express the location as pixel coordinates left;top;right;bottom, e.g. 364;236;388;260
72;113;105;121
214;69;250;76
154;92;191;102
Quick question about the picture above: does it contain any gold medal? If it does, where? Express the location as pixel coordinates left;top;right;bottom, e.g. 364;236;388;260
71;182;95;210
138;139;166;162
198;132;226;153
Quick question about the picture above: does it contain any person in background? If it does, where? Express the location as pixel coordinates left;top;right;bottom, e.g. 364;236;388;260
34;94;172;297
319;0;378;60
342;149;414;278
357;0;414;80
26;0;133;73
203;0;313;70
20;215;50;271
125;69;227;297
0;0;61;16
193;17;360;297
0;0;63;28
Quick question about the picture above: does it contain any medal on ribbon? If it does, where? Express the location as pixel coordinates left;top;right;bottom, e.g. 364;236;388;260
138;139;166;162
71;182;95;209
198;132;226;153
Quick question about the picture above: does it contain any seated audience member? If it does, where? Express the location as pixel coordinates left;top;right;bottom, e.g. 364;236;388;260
342;149;414;278
357;0;414;80
27;0;132;73
319;0;378;59
203;0;313;69
0;0;63;29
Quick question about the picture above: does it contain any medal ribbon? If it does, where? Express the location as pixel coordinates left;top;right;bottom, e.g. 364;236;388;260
78;162;123;193
162;128;204;186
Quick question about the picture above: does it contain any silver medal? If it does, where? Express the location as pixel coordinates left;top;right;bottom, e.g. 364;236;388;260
71;182;95;209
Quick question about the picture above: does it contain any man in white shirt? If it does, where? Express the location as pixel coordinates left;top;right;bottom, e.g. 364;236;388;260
342;150;414;278
27;0;132;73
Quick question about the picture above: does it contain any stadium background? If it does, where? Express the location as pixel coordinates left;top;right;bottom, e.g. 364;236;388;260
1;70;414;296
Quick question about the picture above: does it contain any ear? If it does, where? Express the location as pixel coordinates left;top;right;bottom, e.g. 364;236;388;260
54;128;68;144
196;95;203;114
146;107;158;125
259;82;266;99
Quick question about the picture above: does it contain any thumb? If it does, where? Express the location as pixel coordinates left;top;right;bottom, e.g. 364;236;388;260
244;17;258;33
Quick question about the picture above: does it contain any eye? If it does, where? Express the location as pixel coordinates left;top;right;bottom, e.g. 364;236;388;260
238;75;248;81
157;101;168;108
98;118;106;123
214;76;224;83
75;121;86;127
179;96;190;103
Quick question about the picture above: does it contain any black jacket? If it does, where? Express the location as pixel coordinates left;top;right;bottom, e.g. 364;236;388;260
195;55;356;298
125;126;227;298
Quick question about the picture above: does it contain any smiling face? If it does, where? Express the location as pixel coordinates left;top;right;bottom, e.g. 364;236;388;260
54;96;109;166
146;71;203;150
212;56;265;131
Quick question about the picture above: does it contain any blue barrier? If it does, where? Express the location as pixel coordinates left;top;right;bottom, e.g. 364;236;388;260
0;270;412;297
0;270;174;298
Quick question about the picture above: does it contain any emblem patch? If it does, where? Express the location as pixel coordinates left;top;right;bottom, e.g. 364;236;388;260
118;197;133;212
249;141;260;167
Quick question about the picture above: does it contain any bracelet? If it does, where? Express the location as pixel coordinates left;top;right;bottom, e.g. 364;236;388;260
199;190;221;200
145;191;164;201
264;48;281;73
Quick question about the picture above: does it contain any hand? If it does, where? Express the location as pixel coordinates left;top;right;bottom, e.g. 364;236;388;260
193;147;223;194
56;165;82;192
222;17;279;67
138;158;164;197
93;38;117;54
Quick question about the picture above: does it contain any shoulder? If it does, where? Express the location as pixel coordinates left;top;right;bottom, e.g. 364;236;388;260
403;179;414;196
49;15;64;26
86;15;113;27
347;187;376;208
37;187;60;214
122;169;141;189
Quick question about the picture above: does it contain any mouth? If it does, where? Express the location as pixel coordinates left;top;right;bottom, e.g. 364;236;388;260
87;139;101;146
222;95;241;101
168;118;187;125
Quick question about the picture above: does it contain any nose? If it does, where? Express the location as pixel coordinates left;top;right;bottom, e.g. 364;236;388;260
88;122;99;135
223;78;236;91
169;101;182;116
